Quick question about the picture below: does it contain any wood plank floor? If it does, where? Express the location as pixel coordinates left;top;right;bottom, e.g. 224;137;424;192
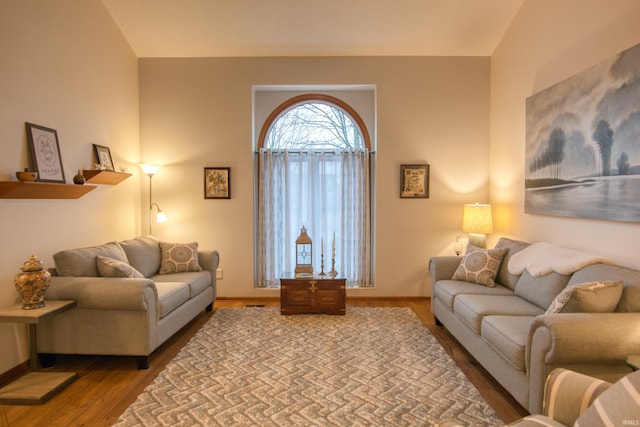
1;298;528;426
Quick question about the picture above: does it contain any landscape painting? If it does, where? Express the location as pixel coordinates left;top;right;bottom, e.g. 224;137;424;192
525;42;640;223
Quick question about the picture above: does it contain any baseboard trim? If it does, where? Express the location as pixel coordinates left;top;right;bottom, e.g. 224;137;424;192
0;360;29;388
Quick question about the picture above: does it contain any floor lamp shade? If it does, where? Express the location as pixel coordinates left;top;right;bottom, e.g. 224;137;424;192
462;203;493;248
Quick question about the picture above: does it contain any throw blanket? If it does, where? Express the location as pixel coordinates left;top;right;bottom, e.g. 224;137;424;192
508;242;616;277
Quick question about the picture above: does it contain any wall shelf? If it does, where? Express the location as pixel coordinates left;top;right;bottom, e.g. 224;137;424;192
0;182;97;199
83;170;132;185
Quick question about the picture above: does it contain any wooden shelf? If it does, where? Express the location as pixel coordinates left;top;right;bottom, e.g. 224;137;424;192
0;181;97;199
83;170;132;185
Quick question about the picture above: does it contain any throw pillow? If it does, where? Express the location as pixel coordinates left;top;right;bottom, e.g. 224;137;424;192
574;370;640;427
545;280;623;314
159;241;202;274
451;244;508;287
96;255;144;278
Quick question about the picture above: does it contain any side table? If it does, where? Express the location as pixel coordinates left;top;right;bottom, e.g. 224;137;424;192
0;300;78;404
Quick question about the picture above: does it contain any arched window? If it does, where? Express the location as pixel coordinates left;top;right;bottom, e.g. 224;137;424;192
256;94;373;288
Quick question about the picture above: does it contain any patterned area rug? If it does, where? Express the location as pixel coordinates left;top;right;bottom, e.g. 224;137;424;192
113;307;502;426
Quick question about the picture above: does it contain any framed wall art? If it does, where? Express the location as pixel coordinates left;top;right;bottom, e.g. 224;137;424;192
400;164;429;198
25;122;66;183
93;144;115;171
525;41;640;223
204;167;231;199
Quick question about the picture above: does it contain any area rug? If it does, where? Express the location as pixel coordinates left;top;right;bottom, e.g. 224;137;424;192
113;307;503;426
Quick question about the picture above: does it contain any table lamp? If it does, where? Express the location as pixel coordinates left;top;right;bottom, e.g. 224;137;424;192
462;202;493;249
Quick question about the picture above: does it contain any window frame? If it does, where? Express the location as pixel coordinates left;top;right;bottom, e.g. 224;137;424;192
254;93;375;288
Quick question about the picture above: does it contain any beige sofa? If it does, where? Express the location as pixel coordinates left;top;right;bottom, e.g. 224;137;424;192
429;237;640;414
37;235;219;369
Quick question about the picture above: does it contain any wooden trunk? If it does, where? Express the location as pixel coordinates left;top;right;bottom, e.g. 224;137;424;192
280;277;346;315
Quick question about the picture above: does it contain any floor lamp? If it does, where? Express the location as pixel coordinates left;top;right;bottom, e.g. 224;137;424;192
140;163;167;235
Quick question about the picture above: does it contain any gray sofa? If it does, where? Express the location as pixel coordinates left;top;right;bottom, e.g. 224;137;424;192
429;237;640;414
37;235;219;369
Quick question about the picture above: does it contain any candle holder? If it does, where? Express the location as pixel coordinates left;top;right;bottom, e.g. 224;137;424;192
319;253;326;276
329;257;338;278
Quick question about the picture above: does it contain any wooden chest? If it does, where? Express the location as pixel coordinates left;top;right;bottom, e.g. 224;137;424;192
280;277;346;315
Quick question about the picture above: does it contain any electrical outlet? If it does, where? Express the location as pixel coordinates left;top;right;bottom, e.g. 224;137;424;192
216;268;223;280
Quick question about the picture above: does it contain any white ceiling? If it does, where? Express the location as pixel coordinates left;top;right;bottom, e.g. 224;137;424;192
101;0;524;58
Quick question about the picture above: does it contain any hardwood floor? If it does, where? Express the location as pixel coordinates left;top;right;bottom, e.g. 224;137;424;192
1;298;528;426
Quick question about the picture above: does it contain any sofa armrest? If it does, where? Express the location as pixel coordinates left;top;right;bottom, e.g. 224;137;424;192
528;313;640;365
428;256;461;283
198;250;220;298
526;313;640;413
47;276;158;313
198;249;219;273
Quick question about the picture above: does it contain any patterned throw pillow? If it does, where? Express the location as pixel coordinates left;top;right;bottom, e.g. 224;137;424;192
451;244;508;287
96;255;144;278
159;241;202;274
545;280;623;314
574;370;640;427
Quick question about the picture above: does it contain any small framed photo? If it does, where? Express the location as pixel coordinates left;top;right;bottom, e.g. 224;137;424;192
400;164;430;198
204;167;231;199
25;122;66;183
93;144;115;171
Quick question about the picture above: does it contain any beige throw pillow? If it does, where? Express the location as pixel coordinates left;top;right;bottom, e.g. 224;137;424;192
96;255;144;278
545;280;623;314
451;244;508;287
159;241;202;274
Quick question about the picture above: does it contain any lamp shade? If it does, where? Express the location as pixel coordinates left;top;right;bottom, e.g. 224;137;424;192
156;210;167;224
139;163;162;175
462;203;493;234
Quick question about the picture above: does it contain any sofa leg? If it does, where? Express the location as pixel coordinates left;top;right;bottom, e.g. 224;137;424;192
38;353;57;368
434;316;443;326
206;302;213;312
136;356;150;370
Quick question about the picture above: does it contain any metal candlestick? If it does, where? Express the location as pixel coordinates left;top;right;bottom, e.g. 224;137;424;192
329;257;338;277
319;253;326;276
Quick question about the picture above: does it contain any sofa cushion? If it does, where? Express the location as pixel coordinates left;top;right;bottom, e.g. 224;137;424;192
53;242;128;277
575;370;640;427
155;282;190;318
454;294;544;333
494;238;530;290
451;244;508;287
159;241;202;274
152;270;211;298
546;280;623;314
120;235;161;278
96;255;144;278
569;263;640;312
481;315;534;371
434;280;514;311
514;271;570;310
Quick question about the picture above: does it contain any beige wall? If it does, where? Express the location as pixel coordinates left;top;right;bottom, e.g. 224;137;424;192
491;0;640;267
0;1;140;374
139;56;491;298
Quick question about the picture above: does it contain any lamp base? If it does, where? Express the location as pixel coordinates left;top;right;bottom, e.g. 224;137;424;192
468;233;487;249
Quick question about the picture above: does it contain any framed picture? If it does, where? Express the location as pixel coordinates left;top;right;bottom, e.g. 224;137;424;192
400;164;430;198
204;167;231;199
93;144;115;171
25;122;66;183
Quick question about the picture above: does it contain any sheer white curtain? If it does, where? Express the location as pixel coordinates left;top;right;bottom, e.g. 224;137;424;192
257;149;371;288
